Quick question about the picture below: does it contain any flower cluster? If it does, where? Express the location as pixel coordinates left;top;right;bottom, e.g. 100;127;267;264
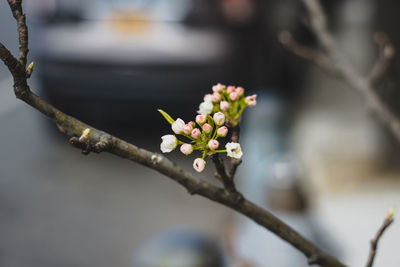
159;83;256;172
198;83;257;127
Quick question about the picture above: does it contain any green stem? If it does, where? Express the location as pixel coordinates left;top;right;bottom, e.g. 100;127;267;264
177;140;185;145
235;103;246;119
181;133;196;142
212;125;220;140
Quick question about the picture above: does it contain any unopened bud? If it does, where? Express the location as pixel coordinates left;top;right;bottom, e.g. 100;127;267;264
227;86;236;94
196;114;206;125
217;126;228;137
213;112;225;126
212;83;226;93
229;91;239;101
79;128;91;142
386;207;395;220
26;62;34;78
183;124;193;134
191;128;201;139
236;87;244;96
220;101;230;111
211;92;221;103
202;123;212;134
208;139;219;150
180;144;194;155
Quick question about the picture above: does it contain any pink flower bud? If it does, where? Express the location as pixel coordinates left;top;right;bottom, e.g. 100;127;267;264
183;124;193;134
204;94;213;102
212;83;226;93
202;123;212;134
220;101;230;111
229;91;239;101
211;92;221;103
245;94;257;106
193;158;206;172
227;86;236;94
191;128;201;138
213;112;225;126
235;87;244;95
208;139;219;150
195;115;206;125
180;144;193;155
217;126;228;137
188;121;195;127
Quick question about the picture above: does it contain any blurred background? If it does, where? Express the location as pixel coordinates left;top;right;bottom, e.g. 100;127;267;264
1;0;400;266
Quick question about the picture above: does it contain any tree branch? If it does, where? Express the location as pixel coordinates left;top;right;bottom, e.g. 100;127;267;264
7;0;29;67
11;87;346;267
0;1;347;266
211;125;242;195
365;209;395;267
284;0;400;143
0;43;24;76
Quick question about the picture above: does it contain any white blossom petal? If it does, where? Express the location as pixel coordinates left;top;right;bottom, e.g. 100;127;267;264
160;135;178;153
197;101;214;115
171;118;185;134
226;142;243;159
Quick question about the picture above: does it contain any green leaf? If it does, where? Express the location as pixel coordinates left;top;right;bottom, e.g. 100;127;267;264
158;109;175;125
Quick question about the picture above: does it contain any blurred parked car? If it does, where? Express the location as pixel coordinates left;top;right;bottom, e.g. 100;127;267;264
27;0;235;128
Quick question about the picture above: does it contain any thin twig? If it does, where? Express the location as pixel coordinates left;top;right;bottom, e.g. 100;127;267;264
278;31;341;77
0;1;347;266
7;0;29;67
281;3;398;264
368;32;395;85
290;0;400;143
366;209;395;267
0;43;23;76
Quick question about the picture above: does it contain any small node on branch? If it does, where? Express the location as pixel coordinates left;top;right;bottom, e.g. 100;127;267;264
26;61;34;78
79;128;91;143
369;32;395;84
69;136;90;155
229;191;244;205
69;128;111;155
386;207;395;220
307;254;320;265
150;154;163;165
93;139;110;153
